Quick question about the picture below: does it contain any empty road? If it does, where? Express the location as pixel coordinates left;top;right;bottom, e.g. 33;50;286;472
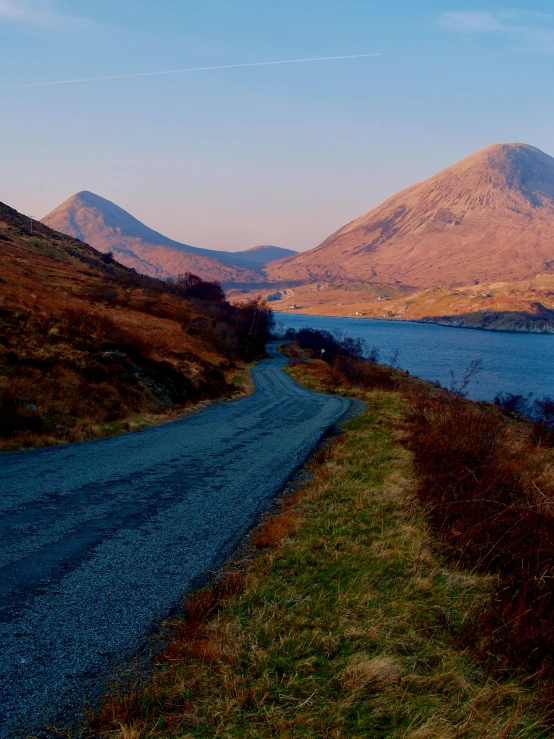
0;348;352;737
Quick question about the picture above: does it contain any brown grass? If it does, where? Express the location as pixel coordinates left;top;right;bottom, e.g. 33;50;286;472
0;208;262;450
88;570;247;732
404;390;554;697
251;509;298;549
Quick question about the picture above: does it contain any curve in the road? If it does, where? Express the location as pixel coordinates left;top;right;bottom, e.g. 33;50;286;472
0;347;352;737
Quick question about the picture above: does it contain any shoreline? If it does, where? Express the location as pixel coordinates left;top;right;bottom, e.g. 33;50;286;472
275;310;554;336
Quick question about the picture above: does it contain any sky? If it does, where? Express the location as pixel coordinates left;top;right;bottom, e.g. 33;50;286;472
2;1;554;252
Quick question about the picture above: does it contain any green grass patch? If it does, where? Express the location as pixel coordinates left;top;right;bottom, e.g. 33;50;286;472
229;370;248;388
91;377;548;738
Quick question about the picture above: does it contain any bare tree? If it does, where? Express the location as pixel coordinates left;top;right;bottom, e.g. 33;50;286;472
449;358;483;397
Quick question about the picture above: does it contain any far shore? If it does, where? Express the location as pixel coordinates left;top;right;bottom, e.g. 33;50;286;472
274;310;554;336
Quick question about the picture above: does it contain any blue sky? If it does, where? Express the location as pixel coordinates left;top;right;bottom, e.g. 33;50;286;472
2;1;554;251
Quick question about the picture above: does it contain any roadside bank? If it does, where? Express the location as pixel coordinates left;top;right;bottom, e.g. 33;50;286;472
88;356;549;739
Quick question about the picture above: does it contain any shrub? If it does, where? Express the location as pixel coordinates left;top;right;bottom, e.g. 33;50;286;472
101;251;115;264
405;391;554;684
334;355;395;390
494;392;531;416
0;384;44;437
495;393;554;446
532;397;554;447
168;273;225;302
233;296;275;357
284;327;365;361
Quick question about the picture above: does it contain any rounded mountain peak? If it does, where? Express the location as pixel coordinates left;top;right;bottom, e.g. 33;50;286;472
445;142;554;180
471;142;542;158
419;141;554;212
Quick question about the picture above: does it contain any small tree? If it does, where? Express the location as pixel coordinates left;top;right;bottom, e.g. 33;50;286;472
172;272;225;302
235;297;275;357
101;251;115;264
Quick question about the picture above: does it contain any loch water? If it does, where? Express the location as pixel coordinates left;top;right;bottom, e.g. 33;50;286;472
275;313;554;402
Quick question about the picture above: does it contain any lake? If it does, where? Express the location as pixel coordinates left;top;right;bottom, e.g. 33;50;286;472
275;313;554;402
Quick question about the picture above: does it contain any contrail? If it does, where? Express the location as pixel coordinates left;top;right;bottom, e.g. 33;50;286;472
4;53;381;89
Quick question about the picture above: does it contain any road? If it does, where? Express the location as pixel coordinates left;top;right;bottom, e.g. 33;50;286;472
0;348;352;737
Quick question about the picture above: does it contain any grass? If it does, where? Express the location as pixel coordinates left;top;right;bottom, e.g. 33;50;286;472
89;363;549;738
228;369;252;392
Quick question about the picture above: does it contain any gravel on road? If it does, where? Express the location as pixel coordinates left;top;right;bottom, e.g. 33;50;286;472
0;347;352;737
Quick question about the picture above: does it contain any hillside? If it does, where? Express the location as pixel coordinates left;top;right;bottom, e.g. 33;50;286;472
43;191;295;283
266;143;554;288
245;275;554;333
0;200;272;450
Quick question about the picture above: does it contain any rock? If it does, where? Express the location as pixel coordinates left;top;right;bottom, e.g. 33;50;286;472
267;288;294;302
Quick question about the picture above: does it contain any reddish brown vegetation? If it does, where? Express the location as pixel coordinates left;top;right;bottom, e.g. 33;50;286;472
89;485;305;733
0;201;273;449
405;391;554;695
251;509;297;549
88;571;246;731
288;352;405;395
334;355;397;391
287;330;554;703
284;329;403;392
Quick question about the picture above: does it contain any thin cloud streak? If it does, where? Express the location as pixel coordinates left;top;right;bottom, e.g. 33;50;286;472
439;11;505;33
438;10;554;52
3;53;382;89
0;0;92;29
0;0;36;21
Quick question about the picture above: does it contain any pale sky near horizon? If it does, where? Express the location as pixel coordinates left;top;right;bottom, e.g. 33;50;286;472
2;1;554;252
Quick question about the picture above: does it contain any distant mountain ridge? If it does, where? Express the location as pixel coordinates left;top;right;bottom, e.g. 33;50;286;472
267;143;554;287
43;191;296;284
43;143;554;291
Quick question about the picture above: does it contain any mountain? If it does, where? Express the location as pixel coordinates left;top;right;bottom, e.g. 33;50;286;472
236;244;299;267
43;191;296;284
266;143;554;288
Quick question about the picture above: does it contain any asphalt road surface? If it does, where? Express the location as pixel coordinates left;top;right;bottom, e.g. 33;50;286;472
0;347;353;737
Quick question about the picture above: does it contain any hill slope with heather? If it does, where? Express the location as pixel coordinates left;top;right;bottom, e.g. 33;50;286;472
43;191;295;284
0;200;272;450
267;143;554;288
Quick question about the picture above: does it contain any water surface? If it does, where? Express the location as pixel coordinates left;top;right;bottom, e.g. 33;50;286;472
276;313;554;401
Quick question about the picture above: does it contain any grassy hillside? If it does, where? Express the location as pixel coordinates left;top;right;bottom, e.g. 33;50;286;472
234;276;554;333
88;346;554;738
0;201;271;450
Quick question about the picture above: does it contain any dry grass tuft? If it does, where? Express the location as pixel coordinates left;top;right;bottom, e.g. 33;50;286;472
251;509;297;549
342;653;402;689
118;724;142;739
